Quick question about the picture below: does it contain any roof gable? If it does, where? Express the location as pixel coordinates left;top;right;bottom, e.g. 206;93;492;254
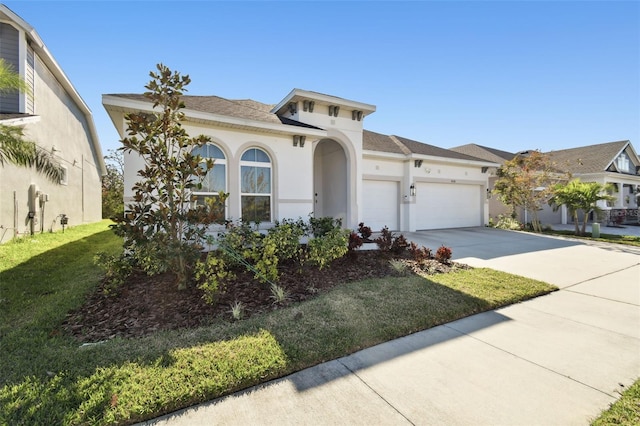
546;140;634;174
450;143;516;164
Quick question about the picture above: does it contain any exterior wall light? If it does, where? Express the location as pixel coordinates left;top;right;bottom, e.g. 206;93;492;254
410;183;416;197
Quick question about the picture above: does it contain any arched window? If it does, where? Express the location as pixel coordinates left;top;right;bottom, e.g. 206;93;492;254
192;143;226;218
240;148;272;222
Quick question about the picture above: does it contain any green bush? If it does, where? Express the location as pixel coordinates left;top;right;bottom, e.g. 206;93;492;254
494;214;523;230
309;216;342;237
194;254;235;304
93;251;132;293
306;228;349;269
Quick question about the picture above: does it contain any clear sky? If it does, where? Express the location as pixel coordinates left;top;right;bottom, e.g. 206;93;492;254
5;0;640;156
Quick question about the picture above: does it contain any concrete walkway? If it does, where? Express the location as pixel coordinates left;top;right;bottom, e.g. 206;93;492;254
144;228;640;426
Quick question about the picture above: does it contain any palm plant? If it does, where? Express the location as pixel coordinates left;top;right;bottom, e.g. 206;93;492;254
0;59;63;182
549;179;614;236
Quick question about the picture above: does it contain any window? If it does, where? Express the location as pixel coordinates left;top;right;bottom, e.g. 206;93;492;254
240;148;271;222
192;144;226;220
616;152;631;174
60;165;68;185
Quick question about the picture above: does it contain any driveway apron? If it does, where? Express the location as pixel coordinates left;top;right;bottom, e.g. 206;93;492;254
144;228;640;426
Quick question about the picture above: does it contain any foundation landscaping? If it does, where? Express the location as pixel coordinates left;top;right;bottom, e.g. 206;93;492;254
0;219;562;425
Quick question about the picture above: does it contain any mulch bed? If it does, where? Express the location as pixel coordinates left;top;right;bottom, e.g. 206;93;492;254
63;249;467;343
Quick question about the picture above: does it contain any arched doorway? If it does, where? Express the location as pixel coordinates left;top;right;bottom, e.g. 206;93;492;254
313;139;348;225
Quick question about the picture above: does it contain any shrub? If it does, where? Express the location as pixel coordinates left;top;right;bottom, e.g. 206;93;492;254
229;300;245;320
268;219;306;262
391;234;409;254
494;214;522;230
435;245;452;263
409;242;432;262
194;254;235;304
269;283;289;304
358;222;373;241
93;252;132;293
375;227;408;254
306;228;349;269
348;232;363;251
375;227;393;251
309;216;342;237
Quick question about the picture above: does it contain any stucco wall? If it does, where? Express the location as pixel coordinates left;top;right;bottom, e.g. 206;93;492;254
0;54;102;242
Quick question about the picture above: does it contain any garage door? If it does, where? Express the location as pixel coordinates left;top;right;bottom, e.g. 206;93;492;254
363;180;399;231
416;182;481;229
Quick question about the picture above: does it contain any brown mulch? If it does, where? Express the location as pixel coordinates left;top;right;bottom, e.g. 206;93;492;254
63;248;466;343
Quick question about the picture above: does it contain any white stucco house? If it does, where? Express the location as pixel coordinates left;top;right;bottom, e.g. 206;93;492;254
0;5;105;243
103;88;497;232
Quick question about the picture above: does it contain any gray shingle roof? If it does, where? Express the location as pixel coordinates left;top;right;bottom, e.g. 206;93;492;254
106;93;322;130
546;141;630;174
363;130;487;161
450;143;516;164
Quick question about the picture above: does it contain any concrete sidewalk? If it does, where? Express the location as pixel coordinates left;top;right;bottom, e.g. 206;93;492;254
144;228;640;425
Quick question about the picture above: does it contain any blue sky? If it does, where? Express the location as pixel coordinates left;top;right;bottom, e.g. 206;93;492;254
5;0;640;155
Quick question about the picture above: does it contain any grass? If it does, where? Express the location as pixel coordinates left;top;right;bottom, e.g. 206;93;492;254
1;221;556;425
592;379;640;425
543;229;640;247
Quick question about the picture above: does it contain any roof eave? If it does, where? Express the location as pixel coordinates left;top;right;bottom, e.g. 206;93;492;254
102;95;327;138
1;5;106;175
272;88;376;116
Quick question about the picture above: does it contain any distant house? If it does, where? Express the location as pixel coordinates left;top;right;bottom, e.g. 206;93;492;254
0;5;105;243
451;141;640;225
103;88;497;232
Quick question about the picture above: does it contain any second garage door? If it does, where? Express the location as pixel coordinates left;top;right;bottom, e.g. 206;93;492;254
362;180;399;231
416;182;481;230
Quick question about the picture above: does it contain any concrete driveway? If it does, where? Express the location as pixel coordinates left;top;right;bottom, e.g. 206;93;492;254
144;228;640;426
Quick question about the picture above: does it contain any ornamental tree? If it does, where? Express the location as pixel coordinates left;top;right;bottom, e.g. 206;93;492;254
113;64;227;289
493;150;559;233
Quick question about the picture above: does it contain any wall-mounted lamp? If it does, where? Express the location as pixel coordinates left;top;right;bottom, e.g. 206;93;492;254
414;159;423;168
486;188;492;199
410;183;416;197
288;102;297;114
481;167;489;173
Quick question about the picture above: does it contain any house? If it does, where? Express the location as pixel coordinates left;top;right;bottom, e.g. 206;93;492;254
0;5;105;243
103;88;497;232
451;141;640;225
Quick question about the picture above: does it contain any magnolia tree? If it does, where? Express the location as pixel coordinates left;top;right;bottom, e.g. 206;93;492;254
113;64;227;289
548;179;614;236
493;151;558;233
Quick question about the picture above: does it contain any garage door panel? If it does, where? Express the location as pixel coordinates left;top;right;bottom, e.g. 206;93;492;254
416;183;481;230
363;180;399;231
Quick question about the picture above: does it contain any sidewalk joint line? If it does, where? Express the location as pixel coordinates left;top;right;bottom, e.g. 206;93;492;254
442;324;617;399
337;358;416;426
562;263;640;291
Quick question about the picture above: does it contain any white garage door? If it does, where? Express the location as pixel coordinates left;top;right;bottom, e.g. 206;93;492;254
363;180;399;231
416;182;481;230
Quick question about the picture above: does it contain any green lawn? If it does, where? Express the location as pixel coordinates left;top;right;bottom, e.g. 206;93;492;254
1;221;557;425
592;379;640;425
544;229;640;247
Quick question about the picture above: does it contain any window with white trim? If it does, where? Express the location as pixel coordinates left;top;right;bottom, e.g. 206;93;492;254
240;148;271;222
191;143;226;218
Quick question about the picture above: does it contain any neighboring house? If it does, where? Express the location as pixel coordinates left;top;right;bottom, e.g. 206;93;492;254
0;5;105;243
451;141;640;225
103;88;497;232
